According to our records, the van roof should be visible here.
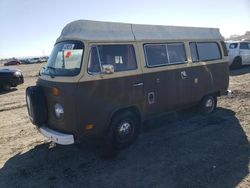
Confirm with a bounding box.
[57,20,223,42]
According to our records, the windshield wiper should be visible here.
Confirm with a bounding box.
[46,66,55,78]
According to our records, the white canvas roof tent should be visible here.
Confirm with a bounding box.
[57,20,223,42]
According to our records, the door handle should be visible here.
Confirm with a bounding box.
[133,82,144,87]
[181,71,188,79]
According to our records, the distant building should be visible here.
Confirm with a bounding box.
[228,31,250,40]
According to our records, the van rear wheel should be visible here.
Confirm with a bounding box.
[200,95,217,114]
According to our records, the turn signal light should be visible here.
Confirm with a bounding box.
[85,124,94,130]
[52,87,60,96]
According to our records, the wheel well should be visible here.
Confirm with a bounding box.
[230,56,242,69]
[108,106,141,129]
[233,56,242,62]
[201,92,218,102]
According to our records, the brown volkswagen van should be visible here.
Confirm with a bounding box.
[26,20,229,149]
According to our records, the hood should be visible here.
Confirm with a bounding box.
[0,67,20,73]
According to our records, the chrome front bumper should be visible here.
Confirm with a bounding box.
[39,126,74,145]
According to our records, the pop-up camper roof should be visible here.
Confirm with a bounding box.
[57,20,223,42]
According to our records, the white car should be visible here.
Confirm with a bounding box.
[28,58,42,64]
[227,41,250,69]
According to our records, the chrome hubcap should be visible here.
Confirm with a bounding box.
[118,122,131,136]
[205,98,214,108]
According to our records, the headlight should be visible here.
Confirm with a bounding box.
[14,71,22,77]
[54,103,64,119]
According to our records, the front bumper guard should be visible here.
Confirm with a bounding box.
[39,126,74,145]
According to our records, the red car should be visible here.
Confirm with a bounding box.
[4,60,21,66]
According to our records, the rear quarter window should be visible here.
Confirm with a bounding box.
[190,42,222,62]
[240,42,250,50]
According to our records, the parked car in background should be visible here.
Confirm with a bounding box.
[4,60,21,66]
[226,41,250,69]
[39,56,49,63]
[28,58,42,64]
[0,67,24,90]
[20,59,30,64]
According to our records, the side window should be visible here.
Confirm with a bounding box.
[240,42,250,50]
[144,43,186,67]
[190,42,221,62]
[167,43,187,64]
[144,45,168,66]
[197,42,221,61]
[88,44,137,74]
[229,43,238,49]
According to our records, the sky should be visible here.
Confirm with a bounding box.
[0,0,249,59]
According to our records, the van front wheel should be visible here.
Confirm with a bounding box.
[99,111,140,158]
[200,95,217,114]
[110,111,140,150]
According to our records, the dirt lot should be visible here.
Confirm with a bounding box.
[0,64,250,188]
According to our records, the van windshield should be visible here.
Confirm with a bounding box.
[41,41,84,77]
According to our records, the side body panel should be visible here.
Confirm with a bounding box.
[240,49,250,65]
[76,42,144,138]
[76,74,144,138]
[141,67,194,116]
[228,45,240,65]
[141,63,228,118]
[188,62,229,99]
[139,40,229,118]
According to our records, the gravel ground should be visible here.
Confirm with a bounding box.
[0,64,250,188]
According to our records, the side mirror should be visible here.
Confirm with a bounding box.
[38,67,45,76]
[101,64,114,74]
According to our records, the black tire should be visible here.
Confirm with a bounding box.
[99,111,140,158]
[26,86,48,126]
[200,95,217,114]
[112,111,140,149]
[230,57,242,69]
